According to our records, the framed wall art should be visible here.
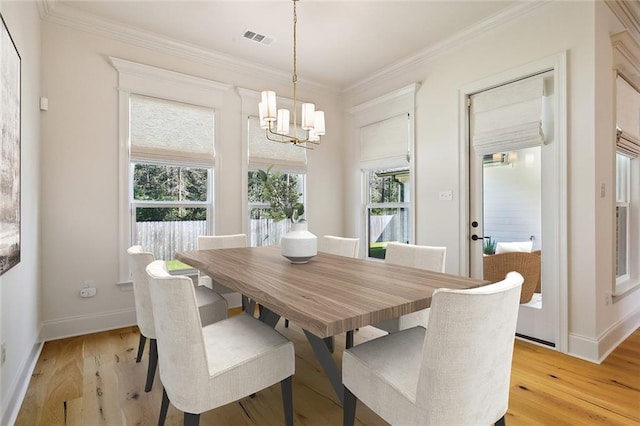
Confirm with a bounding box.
[0,13,21,276]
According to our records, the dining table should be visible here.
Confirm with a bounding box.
[176,245,487,403]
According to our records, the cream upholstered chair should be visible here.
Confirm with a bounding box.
[319,235,360,258]
[145,260,295,426]
[197,234,247,294]
[343,272,524,426]
[373,242,446,333]
[127,246,228,392]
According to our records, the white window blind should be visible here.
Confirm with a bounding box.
[616,75,640,158]
[130,94,215,166]
[360,113,409,169]
[248,116,307,173]
[471,75,546,155]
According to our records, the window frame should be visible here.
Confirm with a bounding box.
[111,57,230,283]
[247,169,306,247]
[363,167,411,258]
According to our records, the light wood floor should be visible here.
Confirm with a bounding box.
[16,315,640,425]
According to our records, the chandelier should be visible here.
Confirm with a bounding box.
[258,0,325,148]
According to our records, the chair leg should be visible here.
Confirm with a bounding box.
[184,413,200,426]
[158,387,169,426]
[285,319,289,328]
[495,415,506,426]
[136,334,146,363]
[343,386,357,426]
[281,376,294,426]
[145,338,158,392]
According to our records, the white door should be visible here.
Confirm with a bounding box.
[469,72,558,347]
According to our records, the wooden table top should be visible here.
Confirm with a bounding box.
[176,246,487,338]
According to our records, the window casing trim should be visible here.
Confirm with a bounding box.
[112,57,230,282]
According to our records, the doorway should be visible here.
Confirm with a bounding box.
[468,70,561,347]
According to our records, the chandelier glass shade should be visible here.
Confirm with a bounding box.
[258,0,325,148]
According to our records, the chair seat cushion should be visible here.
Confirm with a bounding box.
[343,327,425,424]
[190,313,295,410]
[194,286,228,326]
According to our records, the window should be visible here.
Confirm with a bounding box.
[246,115,306,247]
[111,57,230,282]
[614,74,640,294]
[616,154,630,279]
[358,110,413,259]
[132,163,212,269]
[129,94,214,271]
[248,169,305,247]
[365,168,410,258]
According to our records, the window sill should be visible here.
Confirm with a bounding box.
[613,279,640,302]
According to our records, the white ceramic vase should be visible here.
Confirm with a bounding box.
[280,222,317,264]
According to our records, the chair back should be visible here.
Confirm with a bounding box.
[416,271,523,425]
[146,260,209,401]
[320,235,360,258]
[483,251,540,303]
[126,245,156,338]
[197,234,248,290]
[197,234,248,250]
[385,242,446,273]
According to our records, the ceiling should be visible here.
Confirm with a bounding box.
[51,1,522,90]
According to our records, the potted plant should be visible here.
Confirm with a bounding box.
[483,237,497,255]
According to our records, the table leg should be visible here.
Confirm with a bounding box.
[303,329,344,404]
[258,306,281,328]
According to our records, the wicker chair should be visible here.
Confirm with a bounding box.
[483,252,540,303]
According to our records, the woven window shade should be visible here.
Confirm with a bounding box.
[616,76,640,158]
[248,116,307,173]
[471,76,545,155]
[130,94,214,167]
[360,114,409,169]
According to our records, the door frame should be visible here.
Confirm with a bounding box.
[457,52,568,353]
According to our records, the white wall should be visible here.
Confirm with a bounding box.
[38,20,343,339]
[0,1,41,423]
[342,1,640,361]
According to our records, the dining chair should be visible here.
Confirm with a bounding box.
[197,234,247,294]
[343,271,523,426]
[145,260,295,426]
[373,242,446,333]
[127,246,228,392]
[483,251,541,303]
[319,235,360,258]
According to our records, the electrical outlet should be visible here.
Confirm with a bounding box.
[604,292,612,306]
[1,342,6,366]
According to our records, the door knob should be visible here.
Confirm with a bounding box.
[471,235,489,241]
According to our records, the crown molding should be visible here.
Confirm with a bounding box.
[343,1,548,94]
[612,30,640,92]
[38,0,338,95]
[606,0,640,43]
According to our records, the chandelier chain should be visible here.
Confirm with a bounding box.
[292,0,298,132]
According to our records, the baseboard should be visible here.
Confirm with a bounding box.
[568,332,600,363]
[1,340,44,426]
[42,308,137,341]
[568,306,640,364]
[597,307,640,362]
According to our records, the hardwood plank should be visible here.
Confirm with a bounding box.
[16,323,639,425]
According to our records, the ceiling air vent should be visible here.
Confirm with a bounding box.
[243,30,274,46]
